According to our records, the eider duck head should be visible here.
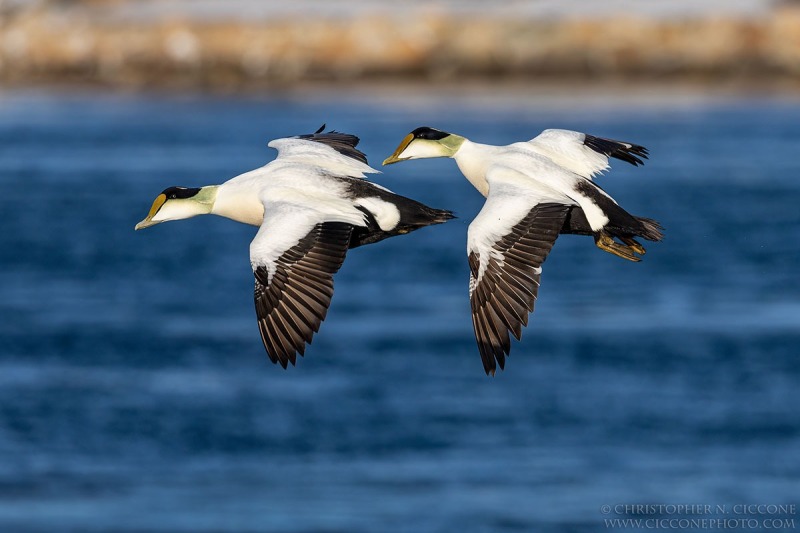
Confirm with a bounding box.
[135,186,217,230]
[382,127,465,165]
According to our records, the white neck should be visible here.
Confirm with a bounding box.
[452,139,493,197]
[210,182,265,226]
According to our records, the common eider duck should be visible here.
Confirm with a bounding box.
[136,126,454,368]
[384,127,662,375]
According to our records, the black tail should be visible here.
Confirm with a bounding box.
[571,181,663,241]
[562,207,663,242]
[350,192,454,249]
[629,216,664,242]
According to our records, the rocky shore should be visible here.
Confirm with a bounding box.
[2,1,800,90]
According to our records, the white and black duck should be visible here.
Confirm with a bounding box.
[384,126,663,375]
[136,126,453,368]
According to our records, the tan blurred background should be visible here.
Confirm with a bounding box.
[2,0,800,90]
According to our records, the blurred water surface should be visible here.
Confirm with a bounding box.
[0,87,798,532]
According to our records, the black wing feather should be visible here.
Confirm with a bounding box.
[295,126,368,164]
[469,203,570,375]
[583,134,649,167]
[253,222,353,368]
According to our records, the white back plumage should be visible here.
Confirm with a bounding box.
[523,129,610,179]
[268,138,378,178]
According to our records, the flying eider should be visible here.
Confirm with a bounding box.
[383,127,663,375]
[136,125,454,368]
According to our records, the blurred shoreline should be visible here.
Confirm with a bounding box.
[3,1,800,92]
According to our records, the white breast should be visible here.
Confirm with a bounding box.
[453,140,502,197]
[212,169,267,226]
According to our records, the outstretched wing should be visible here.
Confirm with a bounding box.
[468,169,570,375]
[294,124,369,164]
[250,207,354,367]
[525,129,648,179]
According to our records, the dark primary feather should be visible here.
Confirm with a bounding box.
[469,203,570,376]
[583,134,649,167]
[295,125,368,164]
[253,222,352,368]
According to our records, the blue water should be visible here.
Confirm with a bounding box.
[1,88,798,532]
